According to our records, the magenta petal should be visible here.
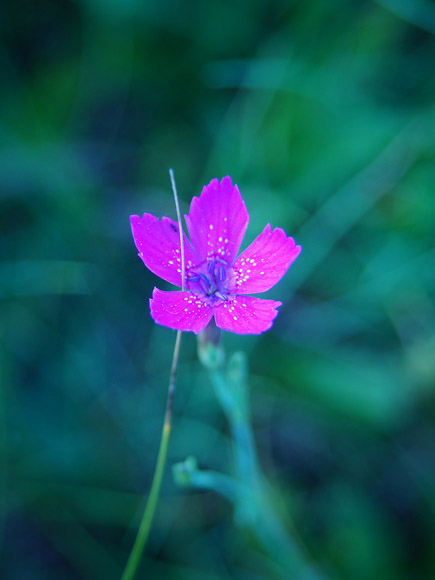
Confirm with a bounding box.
[214,296,282,335]
[185,176,249,264]
[230,224,301,294]
[150,288,213,333]
[131,213,197,287]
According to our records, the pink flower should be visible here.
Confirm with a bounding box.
[130,176,301,335]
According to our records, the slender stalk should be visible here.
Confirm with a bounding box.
[121,169,185,580]
[169,167,185,292]
[121,330,182,580]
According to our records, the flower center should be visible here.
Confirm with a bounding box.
[186,257,230,304]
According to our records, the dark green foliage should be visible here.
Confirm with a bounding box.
[1,0,434,578]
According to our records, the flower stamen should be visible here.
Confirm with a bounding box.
[186,256,231,305]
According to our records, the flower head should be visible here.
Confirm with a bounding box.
[130,177,301,335]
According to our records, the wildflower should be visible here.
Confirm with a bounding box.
[130,177,301,334]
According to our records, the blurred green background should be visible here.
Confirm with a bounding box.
[1,0,435,578]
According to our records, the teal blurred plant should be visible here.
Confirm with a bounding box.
[173,328,322,580]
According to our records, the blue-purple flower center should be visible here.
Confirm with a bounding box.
[186,257,230,304]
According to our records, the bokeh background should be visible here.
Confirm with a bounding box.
[1,1,435,578]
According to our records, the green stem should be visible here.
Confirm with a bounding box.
[210,367,260,490]
[231,415,261,490]
[121,330,182,580]
[207,356,321,579]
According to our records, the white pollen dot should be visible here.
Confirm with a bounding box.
[234,316,237,320]
[210,224,213,230]
[225,238,228,243]
[260,272,264,275]
[219,236,223,242]
[184,308,188,312]
[169,260,174,264]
